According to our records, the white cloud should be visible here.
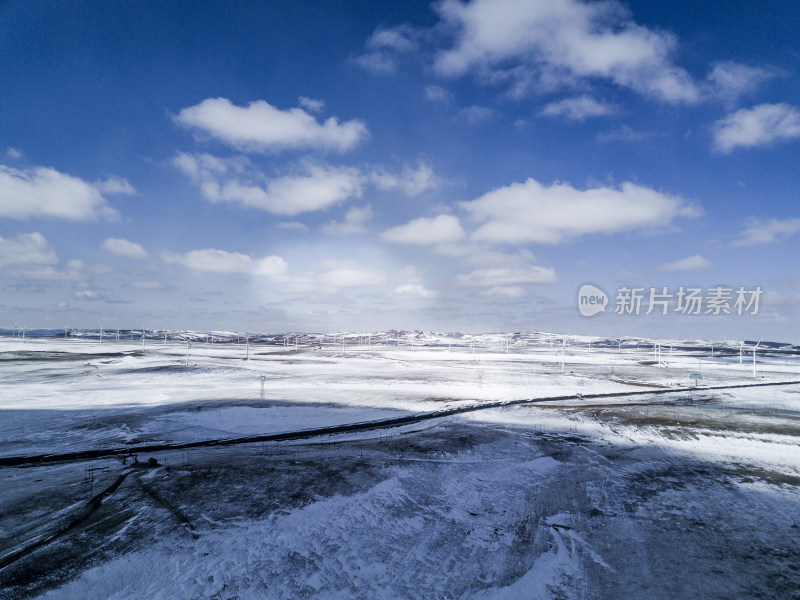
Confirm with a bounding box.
[456,264,558,286]
[100,237,148,259]
[394,284,439,299]
[73,290,100,300]
[173,153,364,216]
[0,232,85,281]
[398,265,424,282]
[712,103,800,153]
[596,125,653,143]
[172,151,240,180]
[381,214,466,245]
[162,248,287,277]
[433,244,538,270]
[174,97,369,153]
[367,25,418,53]
[176,154,443,215]
[369,168,398,191]
[256,164,363,215]
[354,52,397,75]
[462,177,700,244]
[318,260,387,288]
[275,221,310,232]
[322,204,373,235]
[25,264,85,282]
[0,232,58,269]
[731,217,800,246]
[6,147,23,159]
[432,0,699,103]
[88,264,113,275]
[540,95,615,121]
[480,286,527,298]
[72,290,130,304]
[0,164,118,221]
[459,105,495,124]
[355,24,419,75]
[369,159,444,196]
[423,85,454,105]
[399,161,444,196]
[94,176,136,195]
[656,254,712,271]
[269,272,316,294]
[706,61,776,105]
[298,96,325,113]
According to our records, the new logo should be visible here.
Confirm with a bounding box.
[577,284,608,317]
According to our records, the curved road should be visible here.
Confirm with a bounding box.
[2,379,798,468]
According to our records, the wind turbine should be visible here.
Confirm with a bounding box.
[753,340,762,378]
[653,344,662,367]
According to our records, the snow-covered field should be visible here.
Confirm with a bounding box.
[1,332,799,599]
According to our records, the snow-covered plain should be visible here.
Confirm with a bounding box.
[1,331,799,599]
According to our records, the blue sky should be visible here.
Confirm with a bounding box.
[1,0,799,340]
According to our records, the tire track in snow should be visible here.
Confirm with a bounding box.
[136,474,199,540]
[0,469,133,571]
